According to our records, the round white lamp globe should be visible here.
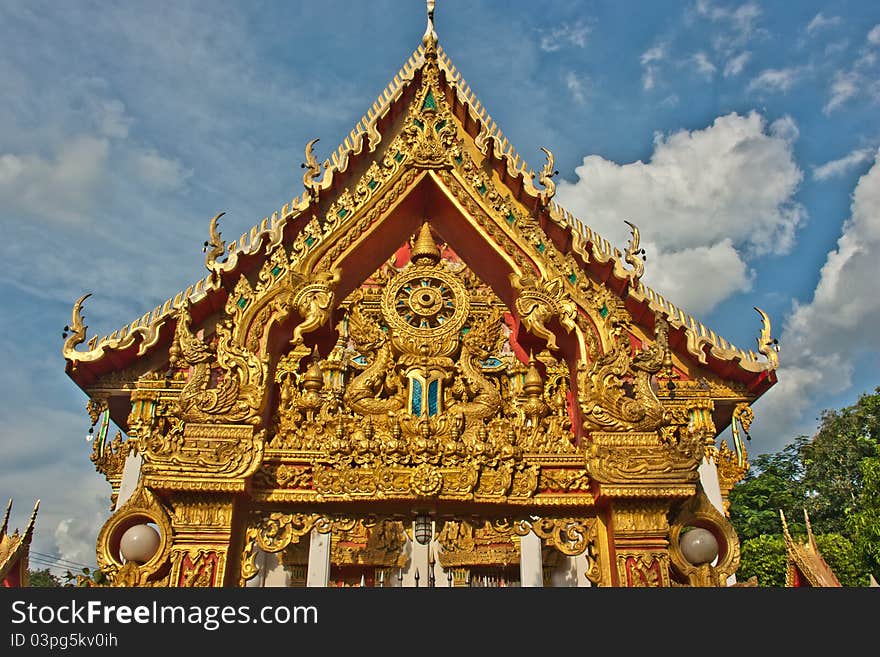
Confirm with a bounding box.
[119,524,161,564]
[679,527,719,565]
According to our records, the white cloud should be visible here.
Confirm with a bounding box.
[806,13,842,35]
[564,71,588,105]
[723,51,750,77]
[132,149,193,192]
[747,67,803,93]
[556,111,804,314]
[0,136,109,224]
[749,150,880,450]
[537,21,592,52]
[640,44,666,91]
[868,24,880,46]
[824,70,860,113]
[813,148,874,180]
[692,52,717,79]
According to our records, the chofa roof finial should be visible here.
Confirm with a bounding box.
[423,0,438,51]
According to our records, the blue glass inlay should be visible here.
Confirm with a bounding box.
[428,379,439,417]
[411,379,423,415]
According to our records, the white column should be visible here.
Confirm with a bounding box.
[401,525,430,587]
[698,455,725,515]
[306,528,331,587]
[519,529,544,587]
[114,452,143,511]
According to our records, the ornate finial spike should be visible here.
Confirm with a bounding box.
[411,222,441,264]
[754,306,779,369]
[301,138,322,196]
[423,0,438,52]
[1,498,11,536]
[623,220,646,284]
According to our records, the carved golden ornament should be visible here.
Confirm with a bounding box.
[266,231,578,505]
[509,272,577,351]
[175,549,222,587]
[203,211,227,287]
[170,300,266,425]
[588,432,701,486]
[730,402,753,468]
[623,220,646,284]
[617,552,670,587]
[301,137,322,202]
[536,146,558,204]
[611,500,672,534]
[91,430,135,509]
[715,441,749,516]
[241,512,361,582]
[754,306,779,370]
[578,312,669,433]
[411,463,444,496]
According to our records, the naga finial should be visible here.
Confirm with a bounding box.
[301,138,322,201]
[423,0,438,52]
[203,211,226,285]
[623,220,646,284]
[754,306,779,369]
[62,292,92,359]
[538,146,558,203]
[731,402,754,468]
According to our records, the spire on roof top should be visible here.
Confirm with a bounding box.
[423,0,438,52]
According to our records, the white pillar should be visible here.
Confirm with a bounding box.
[244,549,290,588]
[306,528,331,587]
[519,529,544,587]
[114,452,143,511]
[698,455,725,515]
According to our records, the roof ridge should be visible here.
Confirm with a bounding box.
[70,37,776,374]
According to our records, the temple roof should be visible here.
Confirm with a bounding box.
[63,14,778,404]
[781,509,841,587]
[0,499,39,585]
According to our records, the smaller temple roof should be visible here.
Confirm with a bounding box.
[780,509,841,587]
[0,499,39,587]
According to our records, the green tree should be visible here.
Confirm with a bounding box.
[729,387,880,585]
[27,568,61,587]
[738,535,786,587]
[800,389,880,535]
[728,438,807,540]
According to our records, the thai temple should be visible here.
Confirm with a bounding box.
[61,2,784,587]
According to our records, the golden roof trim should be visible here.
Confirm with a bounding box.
[64,34,777,376]
[780,509,841,587]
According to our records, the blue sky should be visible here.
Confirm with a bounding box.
[2,0,879,575]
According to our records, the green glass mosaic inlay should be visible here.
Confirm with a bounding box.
[423,91,436,110]
[455,154,463,164]
[394,152,404,162]
[478,183,487,195]
[568,273,577,283]
[271,265,282,277]
[368,178,377,189]
[434,119,447,131]
[506,213,516,225]
[337,208,348,219]
[599,304,609,318]
[413,118,424,129]
[305,236,315,247]
[537,242,545,253]
[237,296,248,309]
